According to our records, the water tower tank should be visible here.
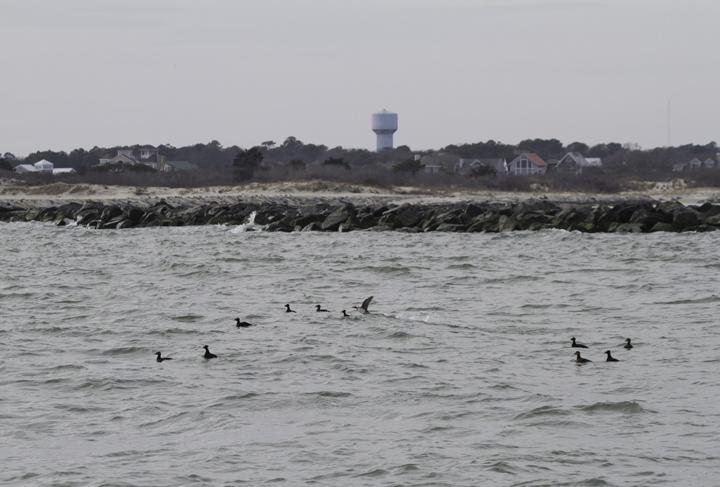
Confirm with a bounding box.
[371,110,398,152]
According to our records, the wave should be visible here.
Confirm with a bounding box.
[577,401,651,414]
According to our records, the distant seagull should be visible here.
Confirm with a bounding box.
[203,345,217,359]
[352,296,373,315]
[235,318,253,328]
[570,337,588,348]
[604,350,619,362]
[574,351,592,363]
[285,304,296,313]
[316,305,329,312]
[341,310,349,317]
[155,351,173,362]
[624,338,633,349]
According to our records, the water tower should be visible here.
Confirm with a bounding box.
[371,110,398,151]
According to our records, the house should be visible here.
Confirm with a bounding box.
[34,159,54,173]
[507,153,547,176]
[704,158,715,169]
[53,168,77,175]
[97,146,162,169]
[689,158,702,169]
[456,158,507,175]
[14,164,37,174]
[161,160,198,172]
[554,152,602,175]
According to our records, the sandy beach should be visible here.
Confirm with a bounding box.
[1,178,719,206]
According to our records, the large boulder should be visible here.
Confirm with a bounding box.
[396,207,421,228]
[321,209,350,231]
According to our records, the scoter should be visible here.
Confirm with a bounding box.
[203,345,217,359]
[155,351,173,362]
[341,310,349,317]
[352,296,373,315]
[574,351,592,363]
[285,304,296,313]
[316,305,329,312]
[604,350,619,362]
[570,337,588,349]
[235,318,253,328]
[624,338,633,349]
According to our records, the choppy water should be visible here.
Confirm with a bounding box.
[1,222,719,486]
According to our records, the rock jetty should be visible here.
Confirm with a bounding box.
[1,196,719,233]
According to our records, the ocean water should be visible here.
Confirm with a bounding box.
[1,221,719,486]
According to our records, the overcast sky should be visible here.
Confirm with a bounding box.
[1,0,718,157]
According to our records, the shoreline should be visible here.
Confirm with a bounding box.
[1,180,720,207]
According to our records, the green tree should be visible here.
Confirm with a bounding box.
[566,142,589,154]
[392,158,425,174]
[233,147,264,181]
[0,157,13,171]
[469,164,497,178]
[287,158,306,170]
[322,156,350,169]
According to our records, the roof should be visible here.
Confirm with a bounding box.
[515,153,547,166]
[164,160,198,170]
[15,164,37,172]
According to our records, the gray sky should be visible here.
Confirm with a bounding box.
[1,0,718,157]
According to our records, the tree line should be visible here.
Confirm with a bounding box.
[1,138,718,181]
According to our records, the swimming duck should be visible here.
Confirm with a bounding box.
[155,351,173,362]
[624,338,633,349]
[285,304,296,313]
[574,351,592,363]
[604,350,619,362]
[570,337,588,348]
[203,345,217,359]
[352,296,373,315]
[316,305,329,312]
[235,318,253,328]
[341,310,349,317]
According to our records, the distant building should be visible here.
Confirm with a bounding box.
[161,160,198,172]
[14,164,37,174]
[423,165,442,174]
[704,158,715,169]
[14,159,76,175]
[98,146,162,169]
[34,159,54,173]
[689,157,702,169]
[456,158,507,175]
[554,152,602,175]
[507,153,547,176]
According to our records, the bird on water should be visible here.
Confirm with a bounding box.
[203,345,217,359]
[624,338,633,349]
[352,296,373,315]
[604,350,619,362]
[235,318,253,328]
[574,351,592,363]
[285,304,296,313]
[155,352,173,362]
[570,337,588,348]
[316,305,329,312]
[341,310,349,317]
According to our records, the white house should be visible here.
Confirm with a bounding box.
[507,153,547,176]
[34,159,54,173]
[52,168,77,175]
[689,157,702,169]
[704,158,715,169]
[14,164,37,174]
